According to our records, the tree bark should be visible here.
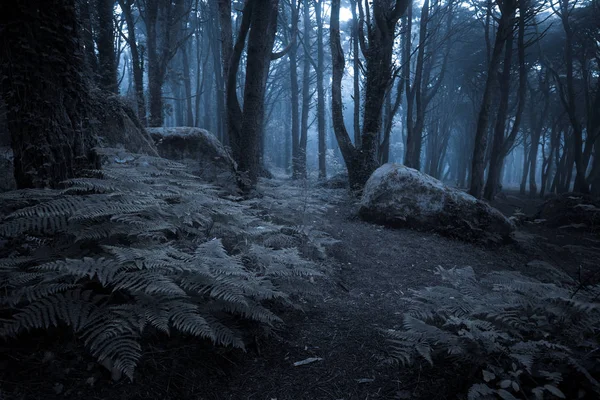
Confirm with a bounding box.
[119,0,146,125]
[224,0,280,185]
[314,0,327,179]
[96,0,118,93]
[330,0,409,189]
[288,0,301,178]
[469,2,515,198]
[350,0,361,146]
[556,0,589,193]
[0,0,100,188]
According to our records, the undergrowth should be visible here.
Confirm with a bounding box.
[0,149,321,380]
[385,266,600,399]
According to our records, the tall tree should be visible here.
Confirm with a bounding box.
[469,0,517,198]
[96,0,119,93]
[330,0,409,189]
[314,0,327,179]
[140,0,186,127]
[221,0,281,185]
[288,0,302,178]
[0,0,100,188]
[483,0,527,200]
[119,0,147,125]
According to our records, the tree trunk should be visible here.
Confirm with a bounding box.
[558,0,588,193]
[314,0,327,179]
[79,0,98,77]
[96,0,118,93]
[469,3,515,198]
[329,0,408,189]
[0,0,100,188]
[519,141,530,195]
[288,0,301,179]
[181,41,194,126]
[119,0,146,125]
[404,0,429,170]
[350,0,361,146]
[298,0,310,179]
[145,0,163,127]
[225,0,280,185]
[484,25,514,200]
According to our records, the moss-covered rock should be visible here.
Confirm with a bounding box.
[359,163,514,241]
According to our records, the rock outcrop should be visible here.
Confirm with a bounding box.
[147,127,236,182]
[90,92,157,155]
[359,163,514,241]
[537,193,600,232]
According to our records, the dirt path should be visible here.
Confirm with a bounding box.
[191,181,537,400]
[2,179,593,400]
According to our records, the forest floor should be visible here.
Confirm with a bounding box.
[1,178,598,400]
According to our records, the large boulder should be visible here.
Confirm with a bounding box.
[359,164,514,241]
[90,91,157,155]
[147,127,236,182]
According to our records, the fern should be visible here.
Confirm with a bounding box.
[0,149,320,381]
[385,266,600,399]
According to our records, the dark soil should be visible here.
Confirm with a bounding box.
[1,181,598,400]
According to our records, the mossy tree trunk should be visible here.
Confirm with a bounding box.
[330,0,409,189]
[0,0,99,189]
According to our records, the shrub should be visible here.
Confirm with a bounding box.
[384,266,600,399]
[0,149,320,380]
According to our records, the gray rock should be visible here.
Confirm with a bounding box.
[359,163,514,241]
[91,92,157,156]
[147,127,236,182]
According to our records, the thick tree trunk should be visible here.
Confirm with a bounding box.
[558,0,589,193]
[229,0,279,184]
[330,0,408,189]
[484,27,514,200]
[0,0,100,188]
[469,5,514,198]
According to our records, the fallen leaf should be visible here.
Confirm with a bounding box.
[293,357,322,366]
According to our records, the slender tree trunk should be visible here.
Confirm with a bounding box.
[350,0,361,146]
[119,0,146,125]
[182,42,194,126]
[80,0,98,77]
[288,0,301,178]
[404,0,429,170]
[520,141,530,195]
[314,0,327,179]
[298,0,310,179]
[0,0,100,188]
[96,0,118,93]
[145,0,163,127]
